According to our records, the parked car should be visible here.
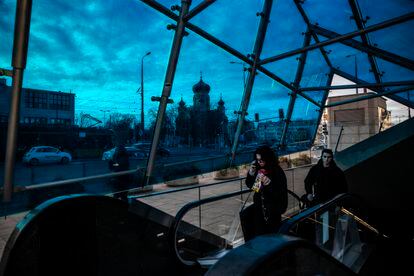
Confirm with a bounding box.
[102,146,145,161]
[23,146,72,165]
[131,143,171,157]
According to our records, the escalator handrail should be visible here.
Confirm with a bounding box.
[205,234,357,275]
[169,188,304,266]
[277,192,363,234]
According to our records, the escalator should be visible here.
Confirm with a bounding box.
[0,194,206,276]
[206,193,412,275]
[2,190,408,275]
[276,193,413,275]
[0,188,303,276]
[169,189,303,271]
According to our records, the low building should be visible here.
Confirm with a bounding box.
[0,78,75,126]
[326,91,391,151]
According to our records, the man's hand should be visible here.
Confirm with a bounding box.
[306,194,314,201]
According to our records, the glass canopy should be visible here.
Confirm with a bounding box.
[0,0,413,212]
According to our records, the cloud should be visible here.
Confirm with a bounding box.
[1,0,412,124]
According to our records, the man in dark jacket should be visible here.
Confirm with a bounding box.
[304,148,347,206]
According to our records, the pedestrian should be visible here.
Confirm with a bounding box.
[304,148,347,206]
[242,145,288,241]
[109,144,130,201]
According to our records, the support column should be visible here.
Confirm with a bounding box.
[309,71,334,146]
[230,0,273,165]
[279,30,312,148]
[3,0,32,203]
[144,0,191,186]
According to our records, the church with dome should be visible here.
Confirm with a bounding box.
[175,74,229,147]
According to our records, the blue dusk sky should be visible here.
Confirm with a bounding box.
[0,0,413,125]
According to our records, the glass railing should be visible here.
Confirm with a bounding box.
[170,188,303,266]
[278,193,381,273]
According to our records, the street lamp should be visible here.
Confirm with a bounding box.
[345,53,359,94]
[229,61,247,89]
[140,51,151,135]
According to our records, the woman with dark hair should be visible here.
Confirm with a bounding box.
[243,145,288,241]
[304,148,347,206]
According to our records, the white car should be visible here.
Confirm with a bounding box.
[23,146,72,165]
[102,147,145,161]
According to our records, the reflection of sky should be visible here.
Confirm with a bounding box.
[0,0,413,124]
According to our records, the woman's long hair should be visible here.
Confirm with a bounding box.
[254,145,279,171]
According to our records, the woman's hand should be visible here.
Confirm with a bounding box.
[248,160,257,176]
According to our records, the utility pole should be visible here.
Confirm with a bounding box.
[100,109,110,126]
[140,51,151,136]
[346,53,359,94]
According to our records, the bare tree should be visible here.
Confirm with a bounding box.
[105,113,137,145]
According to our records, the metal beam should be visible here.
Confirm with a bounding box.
[141,0,180,20]
[299,80,414,92]
[332,68,414,108]
[141,0,297,93]
[293,0,332,68]
[3,0,32,203]
[260,12,414,65]
[348,0,382,83]
[311,24,414,72]
[143,0,191,187]
[324,85,414,108]
[230,0,273,164]
[347,0,382,80]
[184,0,216,22]
[279,30,312,147]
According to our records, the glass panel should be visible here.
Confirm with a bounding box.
[284,196,380,273]
[262,0,307,57]
[0,168,145,216]
[300,0,357,34]
[2,0,174,214]
[285,95,321,153]
[300,41,331,89]
[367,22,414,61]
[262,55,301,84]
[384,90,414,124]
[248,72,291,147]
[190,0,261,55]
[358,0,414,26]
[376,58,414,82]
[323,43,377,83]
[0,0,15,69]
[358,0,414,61]
[148,28,244,185]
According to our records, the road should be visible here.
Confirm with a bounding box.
[0,147,229,187]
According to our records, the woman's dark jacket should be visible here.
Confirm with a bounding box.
[245,166,288,221]
[304,160,347,203]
